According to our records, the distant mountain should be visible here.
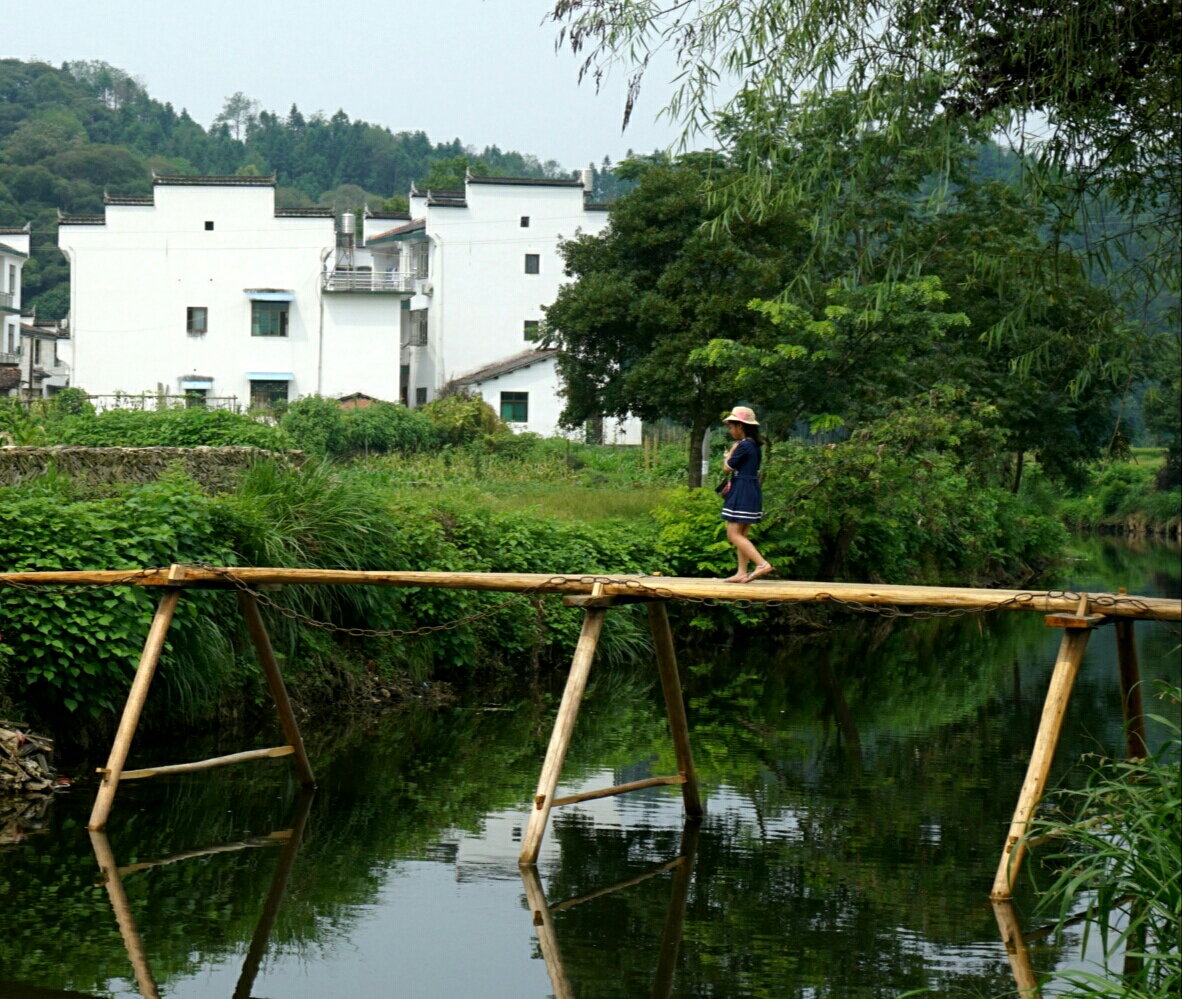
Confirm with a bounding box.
[0,58,633,320]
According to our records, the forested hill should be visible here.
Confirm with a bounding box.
[0,58,632,320]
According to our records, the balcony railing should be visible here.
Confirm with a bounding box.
[0,351,19,365]
[0,291,14,310]
[322,270,415,293]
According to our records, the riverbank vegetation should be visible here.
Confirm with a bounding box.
[1025,684,1181,999]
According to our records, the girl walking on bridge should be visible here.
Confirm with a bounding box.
[720,407,773,583]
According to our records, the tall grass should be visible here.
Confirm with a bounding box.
[1027,683,1181,998]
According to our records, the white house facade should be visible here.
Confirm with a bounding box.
[1,226,29,365]
[57,172,638,440]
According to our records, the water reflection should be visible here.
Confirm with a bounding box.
[86,791,313,999]
[0,536,1176,997]
[524,820,700,999]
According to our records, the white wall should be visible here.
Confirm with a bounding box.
[468,355,567,437]
[321,293,402,399]
[58,184,335,404]
[406,181,608,407]
[0,231,29,359]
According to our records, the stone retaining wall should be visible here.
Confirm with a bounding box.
[0,446,300,493]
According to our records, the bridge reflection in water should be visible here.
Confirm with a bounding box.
[85,790,314,999]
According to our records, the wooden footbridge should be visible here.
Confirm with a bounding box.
[2,564,1178,903]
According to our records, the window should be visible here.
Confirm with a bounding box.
[5,324,13,354]
[33,339,42,365]
[520,216,530,228]
[400,364,410,406]
[186,306,208,335]
[405,309,428,347]
[184,389,208,408]
[251,300,289,337]
[523,320,539,341]
[524,254,540,275]
[500,391,528,423]
[415,387,428,407]
[408,241,429,278]
[204,221,214,231]
[250,379,289,409]
[7,264,14,293]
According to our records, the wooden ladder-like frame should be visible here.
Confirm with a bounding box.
[88,564,315,831]
[519,586,703,865]
[990,592,1148,900]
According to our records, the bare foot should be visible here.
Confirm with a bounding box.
[723,573,747,583]
[743,563,774,582]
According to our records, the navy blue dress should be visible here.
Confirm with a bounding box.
[721,438,763,523]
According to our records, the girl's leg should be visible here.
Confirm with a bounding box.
[724,521,749,581]
[735,524,773,581]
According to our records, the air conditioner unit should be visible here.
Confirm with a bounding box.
[420,282,434,296]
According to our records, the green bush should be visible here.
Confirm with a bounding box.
[48,406,286,448]
[0,474,241,716]
[279,396,437,457]
[419,393,507,446]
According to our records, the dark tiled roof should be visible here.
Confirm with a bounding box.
[274,207,336,218]
[454,348,558,386]
[105,193,153,206]
[57,211,105,225]
[0,366,19,390]
[0,225,31,235]
[467,176,585,188]
[426,189,466,208]
[367,218,426,244]
[20,322,65,340]
[152,174,276,187]
[0,242,28,258]
[583,202,610,211]
[367,210,411,220]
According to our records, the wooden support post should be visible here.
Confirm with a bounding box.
[521,865,576,999]
[237,591,316,788]
[648,601,703,817]
[1114,619,1148,760]
[91,829,162,999]
[88,579,183,831]
[992,899,1041,998]
[519,607,606,865]
[991,593,1093,899]
[651,820,701,999]
[233,790,315,999]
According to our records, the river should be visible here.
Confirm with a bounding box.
[1,536,1178,998]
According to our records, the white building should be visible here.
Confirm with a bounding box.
[0,225,67,399]
[1,225,29,363]
[58,172,638,440]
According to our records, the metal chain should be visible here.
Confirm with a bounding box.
[1,565,1172,632]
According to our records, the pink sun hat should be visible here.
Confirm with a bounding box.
[722,406,759,426]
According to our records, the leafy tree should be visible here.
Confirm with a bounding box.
[549,0,1180,330]
[419,153,490,190]
[543,153,805,486]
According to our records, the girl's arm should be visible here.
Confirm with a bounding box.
[722,441,740,473]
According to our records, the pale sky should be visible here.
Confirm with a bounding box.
[6,0,684,170]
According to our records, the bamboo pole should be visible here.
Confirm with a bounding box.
[233,789,315,999]
[551,774,686,807]
[652,820,701,999]
[519,608,606,865]
[1,567,1176,620]
[521,865,576,999]
[88,583,182,830]
[117,745,294,780]
[649,601,703,816]
[91,830,162,999]
[992,899,1042,998]
[118,830,291,875]
[1114,619,1148,759]
[237,592,316,788]
[548,857,685,913]
[991,602,1093,899]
